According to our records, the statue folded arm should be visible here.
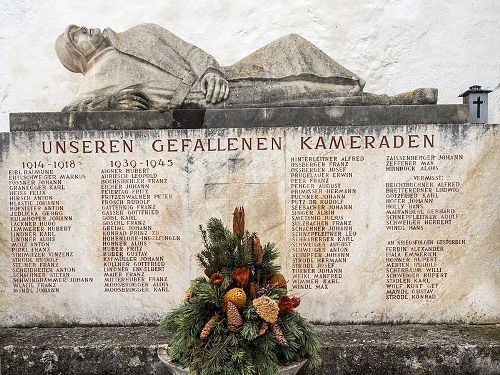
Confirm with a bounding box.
[128,23,229,103]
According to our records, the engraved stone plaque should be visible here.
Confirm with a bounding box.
[0,124,498,326]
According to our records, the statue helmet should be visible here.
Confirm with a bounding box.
[54,25,86,74]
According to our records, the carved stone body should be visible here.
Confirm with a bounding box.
[55,23,437,111]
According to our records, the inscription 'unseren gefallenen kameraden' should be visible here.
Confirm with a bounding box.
[40,133,435,154]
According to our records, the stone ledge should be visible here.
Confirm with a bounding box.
[9,104,469,131]
[1,325,498,375]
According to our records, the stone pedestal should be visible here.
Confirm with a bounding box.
[1,105,498,327]
[1,325,498,375]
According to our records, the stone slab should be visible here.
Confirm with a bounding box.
[1,325,499,375]
[9,105,469,131]
[0,122,498,326]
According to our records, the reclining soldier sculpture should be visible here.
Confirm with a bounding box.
[55,23,437,111]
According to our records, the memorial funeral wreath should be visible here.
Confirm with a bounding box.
[160,207,321,375]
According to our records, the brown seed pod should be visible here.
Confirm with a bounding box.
[253,236,264,267]
[232,207,245,239]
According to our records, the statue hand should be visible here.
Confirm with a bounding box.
[110,89,150,110]
[201,72,229,104]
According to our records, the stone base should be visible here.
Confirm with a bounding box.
[9,104,469,131]
[1,325,498,375]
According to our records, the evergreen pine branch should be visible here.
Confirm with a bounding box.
[262,286,287,300]
[220,268,233,290]
[190,278,221,307]
[223,242,238,270]
[278,311,322,369]
[207,217,227,242]
[196,251,211,271]
[253,333,279,375]
[259,243,281,278]
[240,318,258,341]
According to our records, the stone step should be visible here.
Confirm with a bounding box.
[1,325,499,375]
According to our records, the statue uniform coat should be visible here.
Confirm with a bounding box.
[61,23,435,110]
[70,23,222,110]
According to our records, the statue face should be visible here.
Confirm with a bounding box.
[69,26,104,56]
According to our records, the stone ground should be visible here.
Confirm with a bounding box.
[1,324,499,374]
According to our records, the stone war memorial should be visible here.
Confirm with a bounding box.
[0,18,499,375]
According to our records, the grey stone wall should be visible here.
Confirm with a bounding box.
[1,325,499,375]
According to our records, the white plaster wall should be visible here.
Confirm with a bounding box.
[1,0,499,132]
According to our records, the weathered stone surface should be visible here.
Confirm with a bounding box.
[53,23,436,112]
[0,121,498,326]
[0,326,169,375]
[9,104,468,131]
[1,325,499,375]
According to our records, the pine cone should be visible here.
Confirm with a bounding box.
[233,207,245,239]
[252,296,279,323]
[257,320,268,336]
[200,314,218,339]
[227,301,243,332]
[253,236,264,267]
[271,323,288,347]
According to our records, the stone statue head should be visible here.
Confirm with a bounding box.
[55,25,106,74]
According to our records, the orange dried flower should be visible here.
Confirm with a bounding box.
[233,207,245,238]
[231,266,250,288]
[210,273,224,285]
[269,273,287,290]
[253,236,264,267]
[278,296,294,313]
